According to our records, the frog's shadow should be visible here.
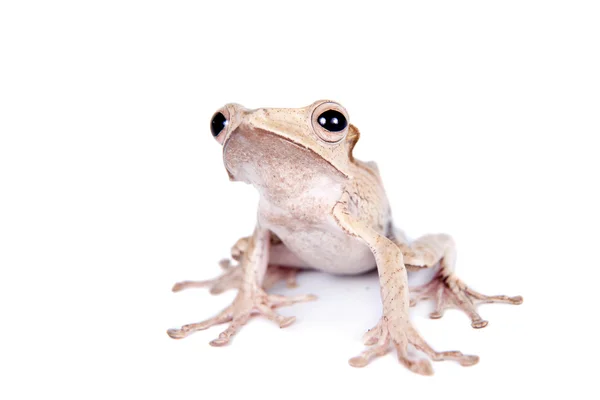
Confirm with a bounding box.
[268,268,439,333]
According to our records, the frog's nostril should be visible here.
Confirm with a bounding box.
[211,112,228,137]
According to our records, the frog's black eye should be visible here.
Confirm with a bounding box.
[317,110,347,132]
[311,101,349,143]
[211,112,228,137]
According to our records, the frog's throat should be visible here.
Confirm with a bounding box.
[222,127,350,182]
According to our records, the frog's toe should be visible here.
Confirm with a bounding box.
[348,342,391,368]
[404,358,433,376]
[348,356,369,368]
[167,309,233,340]
[171,262,242,295]
[348,344,389,368]
[362,322,383,345]
[267,293,317,307]
[208,314,251,346]
[262,265,302,291]
[172,280,211,292]
[166,328,186,339]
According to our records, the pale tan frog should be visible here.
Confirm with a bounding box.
[167,100,522,375]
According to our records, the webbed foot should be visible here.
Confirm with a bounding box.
[410,271,523,328]
[349,317,478,374]
[167,288,316,344]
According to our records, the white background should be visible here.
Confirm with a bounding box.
[1,1,599,399]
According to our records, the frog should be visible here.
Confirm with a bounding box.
[167,100,523,375]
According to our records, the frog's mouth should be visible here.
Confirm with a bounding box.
[222,126,347,188]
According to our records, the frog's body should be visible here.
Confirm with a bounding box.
[223,105,389,274]
[257,153,386,275]
[168,101,522,375]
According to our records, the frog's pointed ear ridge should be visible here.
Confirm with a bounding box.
[347,124,360,162]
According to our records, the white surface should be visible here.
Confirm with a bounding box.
[1,1,598,399]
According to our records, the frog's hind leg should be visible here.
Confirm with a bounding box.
[390,229,523,328]
[172,235,301,294]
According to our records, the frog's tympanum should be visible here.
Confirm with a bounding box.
[168,100,522,375]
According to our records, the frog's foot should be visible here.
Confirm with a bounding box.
[172,260,300,294]
[409,270,523,328]
[166,289,316,345]
[263,265,299,290]
[349,317,479,374]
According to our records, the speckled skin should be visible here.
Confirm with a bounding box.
[168,100,522,375]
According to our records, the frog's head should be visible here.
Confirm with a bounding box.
[209,100,360,188]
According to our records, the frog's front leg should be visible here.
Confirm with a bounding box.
[390,231,523,328]
[171,236,300,294]
[167,227,315,345]
[332,193,478,375]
